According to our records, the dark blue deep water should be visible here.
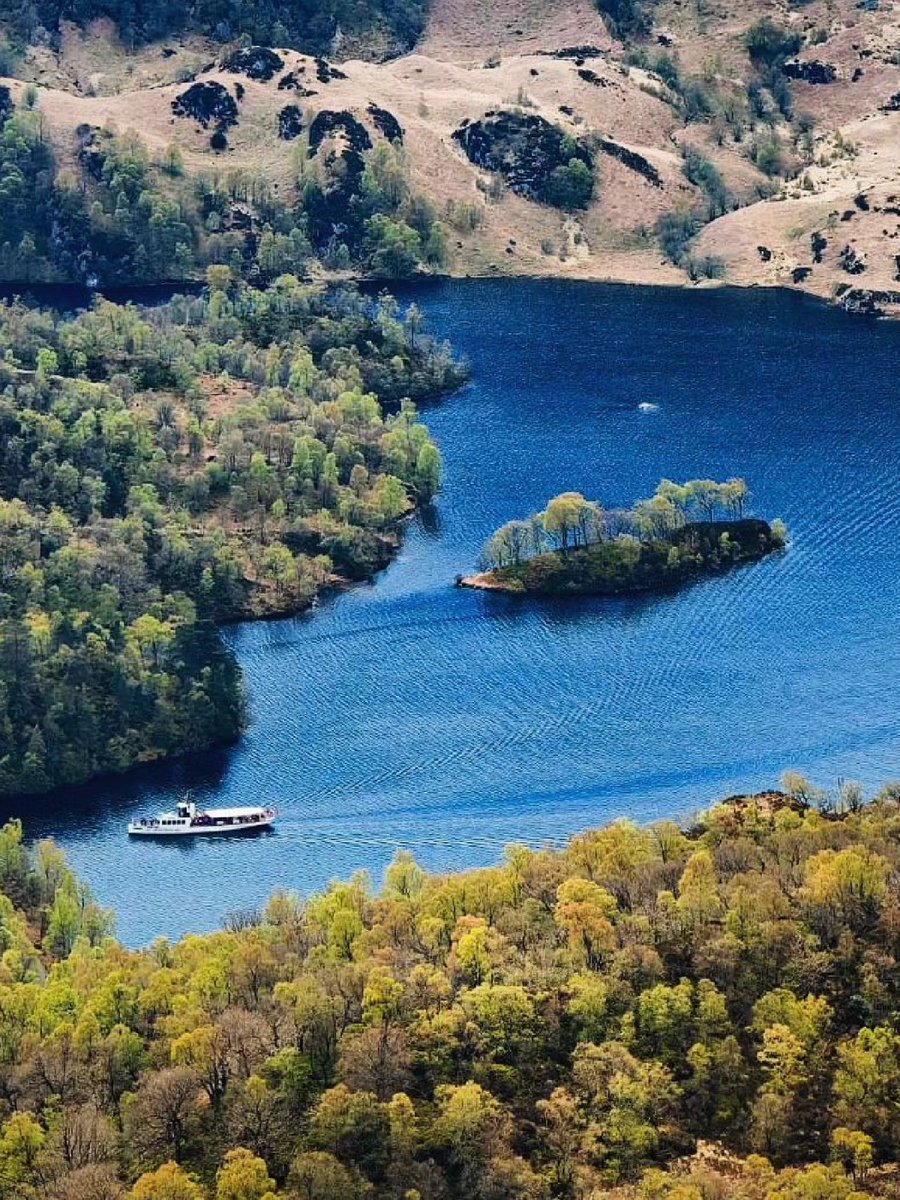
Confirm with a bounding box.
[11,280,900,945]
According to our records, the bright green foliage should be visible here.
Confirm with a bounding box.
[130,1161,206,1199]
[0,96,446,287]
[0,793,897,1194]
[0,280,461,794]
[478,478,783,594]
[216,1148,277,1200]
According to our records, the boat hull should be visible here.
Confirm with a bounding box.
[128,814,275,836]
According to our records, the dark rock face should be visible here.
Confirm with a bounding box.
[315,59,348,83]
[782,59,837,84]
[841,288,900,315]
[76,125,106,180]
[839,245,866,274]
[278,70,317,97]
[540,45,605,59]
[596,137,662,187]
[301,112,380,254]
[278,105,304,140]
[222,47,284,81]
[308,110,372,156]
[172,81,239,130]
[367,103,404,143]
[577,68,611,87]
[452,111,595,209]
[811,231,827,263]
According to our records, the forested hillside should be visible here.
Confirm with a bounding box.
[0,276,460,794]
[0,85,449,286]
[1,0,897,309]
[0,0,430,58]
[0,786,898,1198]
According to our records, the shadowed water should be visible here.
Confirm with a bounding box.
[9,279,900,945]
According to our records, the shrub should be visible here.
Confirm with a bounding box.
[596,0,652,39]
[753,138,784,177]
[682,146,730,215]
[743,19,802,66]
[657,208,699,263]
[543,158,595,210]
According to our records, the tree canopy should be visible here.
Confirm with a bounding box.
[0,783,896,1197]
[0,276,461,794]
[475,479,783,595]
[0,95,448,288]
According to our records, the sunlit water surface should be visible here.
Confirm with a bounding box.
[9,280,900,945]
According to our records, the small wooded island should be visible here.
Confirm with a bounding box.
[461,479,786,595]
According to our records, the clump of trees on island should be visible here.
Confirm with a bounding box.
[0,780,894,1198]
[475,479,786,594]
[0,274,464,795]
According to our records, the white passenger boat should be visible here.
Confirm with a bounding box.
[128,799,277,836]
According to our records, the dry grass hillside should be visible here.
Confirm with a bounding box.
[2,0,899,312]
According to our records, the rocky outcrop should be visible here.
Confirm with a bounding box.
[222,47,284,81]
[782,60,837,84]
[278,105,304,140]
[840,288,900,315]
[453,111,595,208]
[308,110,372,156]
[367,103,404,143]
[172,81,239,130]
[595,137,662,187]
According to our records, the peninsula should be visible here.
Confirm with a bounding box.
[462,478,786,595]
[0,276,465,797]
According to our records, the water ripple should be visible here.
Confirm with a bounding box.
[13,280,900,946]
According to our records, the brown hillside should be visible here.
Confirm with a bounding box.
[2,0,899,313]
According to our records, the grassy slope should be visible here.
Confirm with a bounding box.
[1,0,899,310]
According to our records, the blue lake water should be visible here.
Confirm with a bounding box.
[10,279,900,945]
